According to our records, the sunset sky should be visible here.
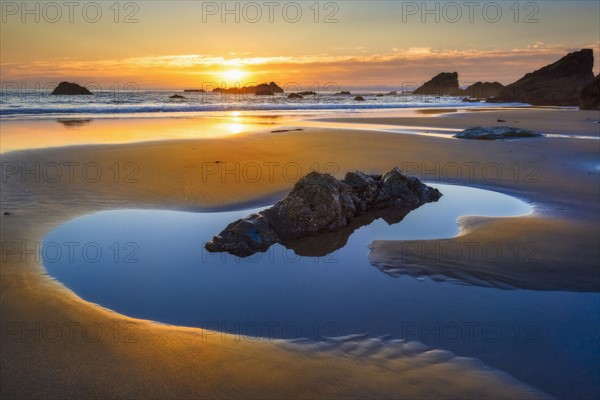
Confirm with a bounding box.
[1,1,599,90]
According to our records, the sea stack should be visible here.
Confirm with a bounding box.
[490,49,595,106]
[461,82,504,99]
[212,82,283,95]
[255,82,284,95]
[51,82,92,95]
[413,72,460,96]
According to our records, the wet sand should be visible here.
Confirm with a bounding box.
[2,107,598,398]
[316,108,599,290]
[315,107,600,136]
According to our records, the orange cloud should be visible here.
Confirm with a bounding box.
[2,42,598,89]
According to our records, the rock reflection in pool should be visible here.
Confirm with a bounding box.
[267,205,420,257]
[42,184,599,399]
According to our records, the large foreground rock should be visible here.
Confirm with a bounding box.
[579,74,600,110]
[413,72,460,96]
[489,49,595,106]
[454,126,544,140]
[51,81,92,95]
[205,168,442,257]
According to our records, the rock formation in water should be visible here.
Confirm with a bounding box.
[354,96,365,101]
[413,72,460,96]
[489,49,595,106]
[205,168,442,257]
[183,89,206,93]
[213,82,284,96]
[51,82,92,95]
[255,82,284,95]
[288,93,304,99]
[461,82,504,99]
[579,74,600,110]
[454,126,544,140]
[169,94,186,99]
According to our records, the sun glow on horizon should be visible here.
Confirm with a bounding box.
[221,69,247,84]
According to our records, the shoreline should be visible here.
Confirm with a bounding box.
[310,107,600,136]
[3,107,598,154]
[1,107,598,398]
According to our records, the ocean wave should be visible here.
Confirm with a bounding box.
[0,90,530,119]
[0,102,529,119]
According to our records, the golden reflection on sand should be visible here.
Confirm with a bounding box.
[0,115,276,152]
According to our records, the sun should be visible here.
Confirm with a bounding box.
[221,69,246,83]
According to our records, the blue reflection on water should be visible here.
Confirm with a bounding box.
[42,184,598,399]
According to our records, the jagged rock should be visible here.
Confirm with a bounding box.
[454,126,544,140]
[288,93,304,99]
[265,173,357,239]
[205,168,442,257]
[413,72,460,96]
[461,82,504,99]
[489,49,595,106]
[169,94,186,99]
[204,213,278,256]
[343,171,380,211]
[183,89,206,93]
[336,91,352,95]
[51,82,92,95]
[375,169,440,206]
[255,82,284,95]
[354,96,365,101]
[579,74,600,110]
[298,91,317,95]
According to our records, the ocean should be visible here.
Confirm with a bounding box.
[0,89,526,120]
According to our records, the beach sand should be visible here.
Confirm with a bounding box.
[1,107,598,398]
[315,107,600,136]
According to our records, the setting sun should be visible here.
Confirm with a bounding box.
[221,69,247,83]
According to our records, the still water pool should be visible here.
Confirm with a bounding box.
[43,184,599,399]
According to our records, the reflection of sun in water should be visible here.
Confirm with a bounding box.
[230,111,241,123]
[227,123,243,134]
[222,69,246,83]
[226,111,243,133]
